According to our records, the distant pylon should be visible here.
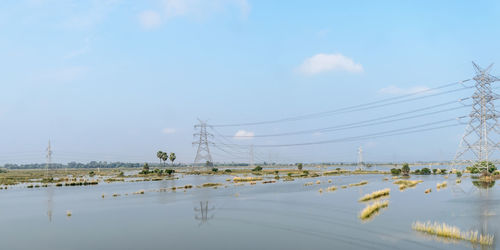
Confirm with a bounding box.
[46,140,52,176]
[358,146,363,167]
[193,119,213,165]
[249,144,254,168]
[454,62,500,170]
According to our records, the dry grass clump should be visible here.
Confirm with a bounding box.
[66,210,72,217]
[394,180,423,190]
[437,181,447,189]
[304,182,313,186]
[412,221,494,245]
[250,181,257,185]
[326,185,337,192]
[383,177,389,181]
[392,176,399,180]
[316,180,321,184]
[341,185,347,189]
[202,183,223,187]
[112,193,120,197]
[456,179,461,184]
[328,179,332,183]
[233,177,262,182]
[349,181,368,187]
[359,200,389,220]
[425,188,432,194]
[359,188,390,202]
[319,188,323,193]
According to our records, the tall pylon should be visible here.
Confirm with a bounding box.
[357,146,363,167]
[193,119,213,165]
[454,62,500,169]
[46,140,52,176]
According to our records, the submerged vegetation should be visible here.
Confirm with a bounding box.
[393,180,422,190]
[412,221,494,246]
[359,188,390,202]
[436,181,447,189]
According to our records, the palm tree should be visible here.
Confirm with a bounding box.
[169,153,176,166]
[156,151,163,167]
[161,152,168,168]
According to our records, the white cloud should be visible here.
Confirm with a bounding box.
[378,85,432,95]
[233,130,254,140]
[161,128,176,134]
[138,10,162,29]
[298,53,363,75]
[137,0,250,28]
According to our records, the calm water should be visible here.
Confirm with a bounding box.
[0,174,498,250]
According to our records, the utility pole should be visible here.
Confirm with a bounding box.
[193,119,214,166]
[455,62,500,170]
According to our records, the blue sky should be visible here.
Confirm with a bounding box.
[1,0,500,164]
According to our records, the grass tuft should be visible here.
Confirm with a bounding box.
[349,181,368,187]
[412,221,494,245]
[359,188,390,202]
[437,181,447,189]
[359,200,389,220]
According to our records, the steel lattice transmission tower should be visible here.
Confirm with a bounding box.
[454,62,500,168]
[46,140,53,176]
[193,119,214,164]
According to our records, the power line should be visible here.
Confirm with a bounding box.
[219,118,462,148]
[224,100,469,138]
[211,79,471,127]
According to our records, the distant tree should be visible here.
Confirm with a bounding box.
[165,169,175,175]
[156,151,163,167]
[297,163,303,171]
[169,153,176,166]
[390,168,401,175]
[432,169,438,175]
[456,171,462,177]
[420,168,431,175]
[141,163,150,174]
[161,152,168,168]
[211,168,218,173]
[252,166,263,171]
[401,163,410,176]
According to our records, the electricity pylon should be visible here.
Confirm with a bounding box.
[357,146,363,167]
[454,62,500,170]
[193,119,213,165]
[46,140,52,176]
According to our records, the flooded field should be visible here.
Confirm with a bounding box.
[0,173,498,250]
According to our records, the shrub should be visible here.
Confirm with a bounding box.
[224,169,232,173]
[303,170,309,175]
[414,169,421,174]
[252,166,263,171]
[89,171,95,177]
[440,169,447,175]
[471,161,497,174]
[211,168,218,173]
[297,163,303,170]
[401,163,410,176]
[165,169,175,175]
[274,170,279,175]
[432,169,438,174]
[390,168,401,175]
[456,171,462,177]
[420,168,431,175]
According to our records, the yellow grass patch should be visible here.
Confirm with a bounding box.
[359,188,390,202]
[412,221,494,245]
[359,200,389,220]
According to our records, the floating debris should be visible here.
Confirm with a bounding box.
[133,190,145,195]
[349,181,368,187]
[437,181,447,189]
[412,221,494,246]
[262,180,276,184]
[359,188,390,202]
[202,183,223,187]
[233,177,262,182]
[359,200,389,220]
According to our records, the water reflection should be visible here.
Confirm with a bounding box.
[194,201,215,226]
[472,180,496,189]
[46,186,54,222]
